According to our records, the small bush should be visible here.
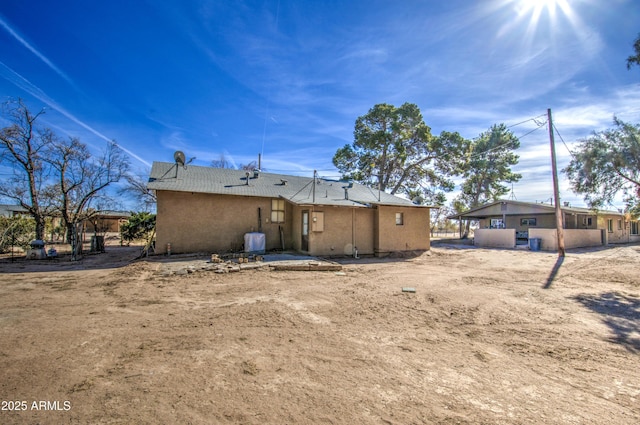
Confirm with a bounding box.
[0,216,36,253]
[120,212,156,243]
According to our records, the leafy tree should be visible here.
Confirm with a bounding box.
[120,212,156,242]
[454,124,521,236]
[333,103,466,200]
[457,124,521,209]
[0,98,52,240]
[430,204,456,237]
[564,118,640,216]
[627,33,640,70]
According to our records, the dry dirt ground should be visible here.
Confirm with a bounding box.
[0,241,639,424]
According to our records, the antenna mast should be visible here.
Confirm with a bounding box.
[508,183,516,200]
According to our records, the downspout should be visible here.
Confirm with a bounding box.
[352,208,358,258]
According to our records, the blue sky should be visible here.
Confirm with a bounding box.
[1,0,639,209]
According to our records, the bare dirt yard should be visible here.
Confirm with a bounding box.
[0,241,639,424]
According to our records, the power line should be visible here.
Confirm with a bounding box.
[515,120,547,140]
[465,119,547,161]
[506,113,547,129]
[552,123,577,160]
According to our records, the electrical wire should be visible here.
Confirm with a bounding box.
[465,119,547,161]
[506,113,547,129]
[516,121,547,141]
[552,123,577,160]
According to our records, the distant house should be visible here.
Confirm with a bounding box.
[83,210,131,234]
[147,162,432,256]
[447,200,638,250]
[0,204,129,241]
[0,204,28,217]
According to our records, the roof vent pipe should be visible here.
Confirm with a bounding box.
[342,182,353,200]
[245,172,250,185]
[254,169,260,179]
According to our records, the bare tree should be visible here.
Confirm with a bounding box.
[211,154,264,171]
[46,138,130,242]
[119,171,157,212]
[0,98,52,240]
[211,154,234,168]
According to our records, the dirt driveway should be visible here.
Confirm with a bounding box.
[0,243,639,424]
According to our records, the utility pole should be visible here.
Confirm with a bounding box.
[547,108,565,257]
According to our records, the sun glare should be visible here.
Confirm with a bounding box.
[498,0,579,42]
[516,0,574,23]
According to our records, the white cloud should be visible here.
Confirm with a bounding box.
[0,16,79,91]
[0,61,150,167]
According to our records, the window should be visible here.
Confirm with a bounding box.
[582,217,593,226]
[632,221,639,235]
[490,218,504,229]
[271,199,285,223]
[618,219,623,230]
[607,219,613,233]
[521,218,537,226]
[395,212,404,225]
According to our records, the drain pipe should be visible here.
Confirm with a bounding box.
[352,208,358,258]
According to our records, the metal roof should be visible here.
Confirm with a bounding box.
[147,162,428,208]
[0,204,28,217]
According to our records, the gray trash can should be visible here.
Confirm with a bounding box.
[529,238,541,251]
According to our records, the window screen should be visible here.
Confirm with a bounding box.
[271,199,285,223]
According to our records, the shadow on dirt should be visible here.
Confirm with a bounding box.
[573,292,640,353]
[543,256,564,289]
[0,245,143,274]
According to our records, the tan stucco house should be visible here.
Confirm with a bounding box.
[83,211,131,234]
[147,162,431,256]
[448,200,639,250]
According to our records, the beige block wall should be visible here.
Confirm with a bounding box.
[156,191,293,254]
[375,206,430,254]
[474,228,516,248]
[295,206,375,256]
[529,228,604,250]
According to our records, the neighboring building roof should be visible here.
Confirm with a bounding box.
[88,211,132,219]
[147,162,428,208]
[0,204,28,217]
[447,199,624,220]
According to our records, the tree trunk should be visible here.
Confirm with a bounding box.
[463,220,471,239]
[65,224,74,245]
[34,215,46,241]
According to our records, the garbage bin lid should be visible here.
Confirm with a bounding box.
[30,239,45,247]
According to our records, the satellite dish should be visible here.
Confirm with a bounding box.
[174,151,186,166]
